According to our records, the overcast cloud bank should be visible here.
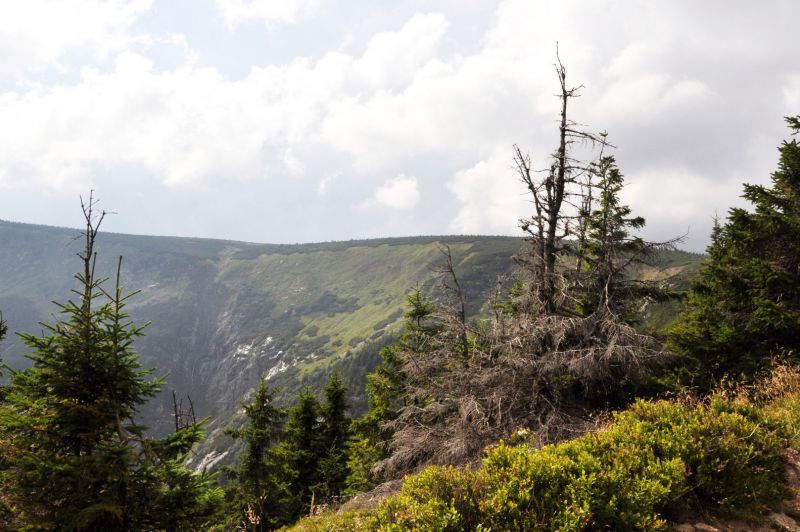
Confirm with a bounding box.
[0,0,797,251]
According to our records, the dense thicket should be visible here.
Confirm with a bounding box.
[221,372,353,529]
[323,114,800,529]
[669,117,800,390]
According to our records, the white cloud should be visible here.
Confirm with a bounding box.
[215,0,317,27]
[369,175,420,210]
[622,165,744,250]
[1,0,799,248]
[0,11,456,190]
[0,52,280,188]
[593,75,712,126]
[316,172,339,195]
[356,13,449,89]
[784,73,800,110]
[447,146,528,233]
[0,0,152,75]
[320,13,543,172]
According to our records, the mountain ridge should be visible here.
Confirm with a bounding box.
[0,220,525,431]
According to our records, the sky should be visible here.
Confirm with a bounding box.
[0,1,798,251]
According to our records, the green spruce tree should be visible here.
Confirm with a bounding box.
[345,344,403,494]
[225,378,293,530]
[316,373,351,501]
[280,388,322,516]
[668,117,800,389]
[577,154,656,320]
[0,195,221,530]
[346,288,438,492]
[277,374,354,519]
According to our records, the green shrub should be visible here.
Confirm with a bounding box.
[368,466,480,531]
[288,380,800,531]
[287,510,371,531]
[365,397,788,531]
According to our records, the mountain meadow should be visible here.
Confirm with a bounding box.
[1,77,799,531]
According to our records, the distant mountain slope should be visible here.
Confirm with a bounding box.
[0,220,704,467]
[0,221,521,432]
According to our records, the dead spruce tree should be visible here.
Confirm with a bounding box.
[378,58,672,477]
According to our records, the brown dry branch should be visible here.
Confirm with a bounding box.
[377,279,668,478]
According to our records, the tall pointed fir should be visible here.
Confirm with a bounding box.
[346,287,439,492]
[576,154,658,320]
[316,372,351,502]
[280,388,322,517]
[0,195,221,530]
[669,116,800,389]
[225,378,293,530]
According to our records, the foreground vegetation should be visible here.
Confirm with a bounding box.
[291,365,800,531]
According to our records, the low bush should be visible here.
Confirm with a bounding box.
[286,510,370,531]
[289,368,800,531]
[368,397,787,531]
